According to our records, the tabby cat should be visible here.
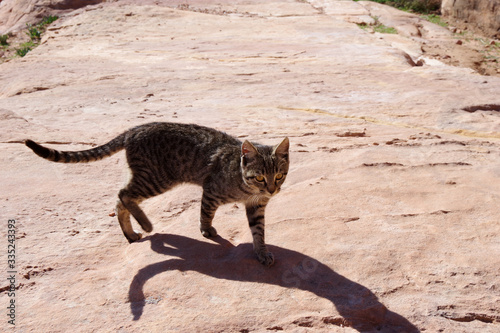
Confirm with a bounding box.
[25,122,289,266]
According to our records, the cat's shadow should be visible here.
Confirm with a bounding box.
[129,233,419,332]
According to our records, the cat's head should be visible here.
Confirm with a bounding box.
[240,137,289,196]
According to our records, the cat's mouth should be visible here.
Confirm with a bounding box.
[261,188,280,196]
[259,190,271,196]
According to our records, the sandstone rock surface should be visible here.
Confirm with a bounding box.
[442,0,500,39]
[1,1,499,332]
[0,0,105,34]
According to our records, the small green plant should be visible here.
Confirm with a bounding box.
[26,24,41,41]
[16,16,58,57]
[26,16,59,41]
[357,23,369,31]
[0,34,9,46]
[16,47,30,57]
[421,14,448,27]
[483,41,500,64]
[353,0,440,14]
[16,41,37,57]
[357,16,398,34]
[373,23,398,34]
[40,15,59,26]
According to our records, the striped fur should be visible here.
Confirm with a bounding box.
[25,122,289,266]
[25,134,126,163]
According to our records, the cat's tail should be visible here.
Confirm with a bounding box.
[25,133,127,163]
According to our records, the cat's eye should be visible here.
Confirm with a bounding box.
[255,175,265,182]
[275,173,284,180]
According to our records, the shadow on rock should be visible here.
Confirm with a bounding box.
[129,233,419,332]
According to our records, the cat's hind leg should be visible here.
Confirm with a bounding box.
[116,200,142,243]
[119,188,153,235]
[117,167,174,242]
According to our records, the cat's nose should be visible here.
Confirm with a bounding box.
[267,184,277,195]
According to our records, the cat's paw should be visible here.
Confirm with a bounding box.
[126,231,142,243]
[200,226,218,238]
[256,251,275,267]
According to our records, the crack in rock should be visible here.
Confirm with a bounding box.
[439,311,499,324]
[463,104,500,113]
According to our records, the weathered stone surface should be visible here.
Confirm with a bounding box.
[1,1,499,332]
[0,0,105,34]
[442,0,500,38]
[358,1,452,39]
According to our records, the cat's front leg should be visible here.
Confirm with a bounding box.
[199,191,219,237]
[246,200,274,266]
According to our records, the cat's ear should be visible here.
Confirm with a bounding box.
[241,140,258,166]
[274,137,289,160]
